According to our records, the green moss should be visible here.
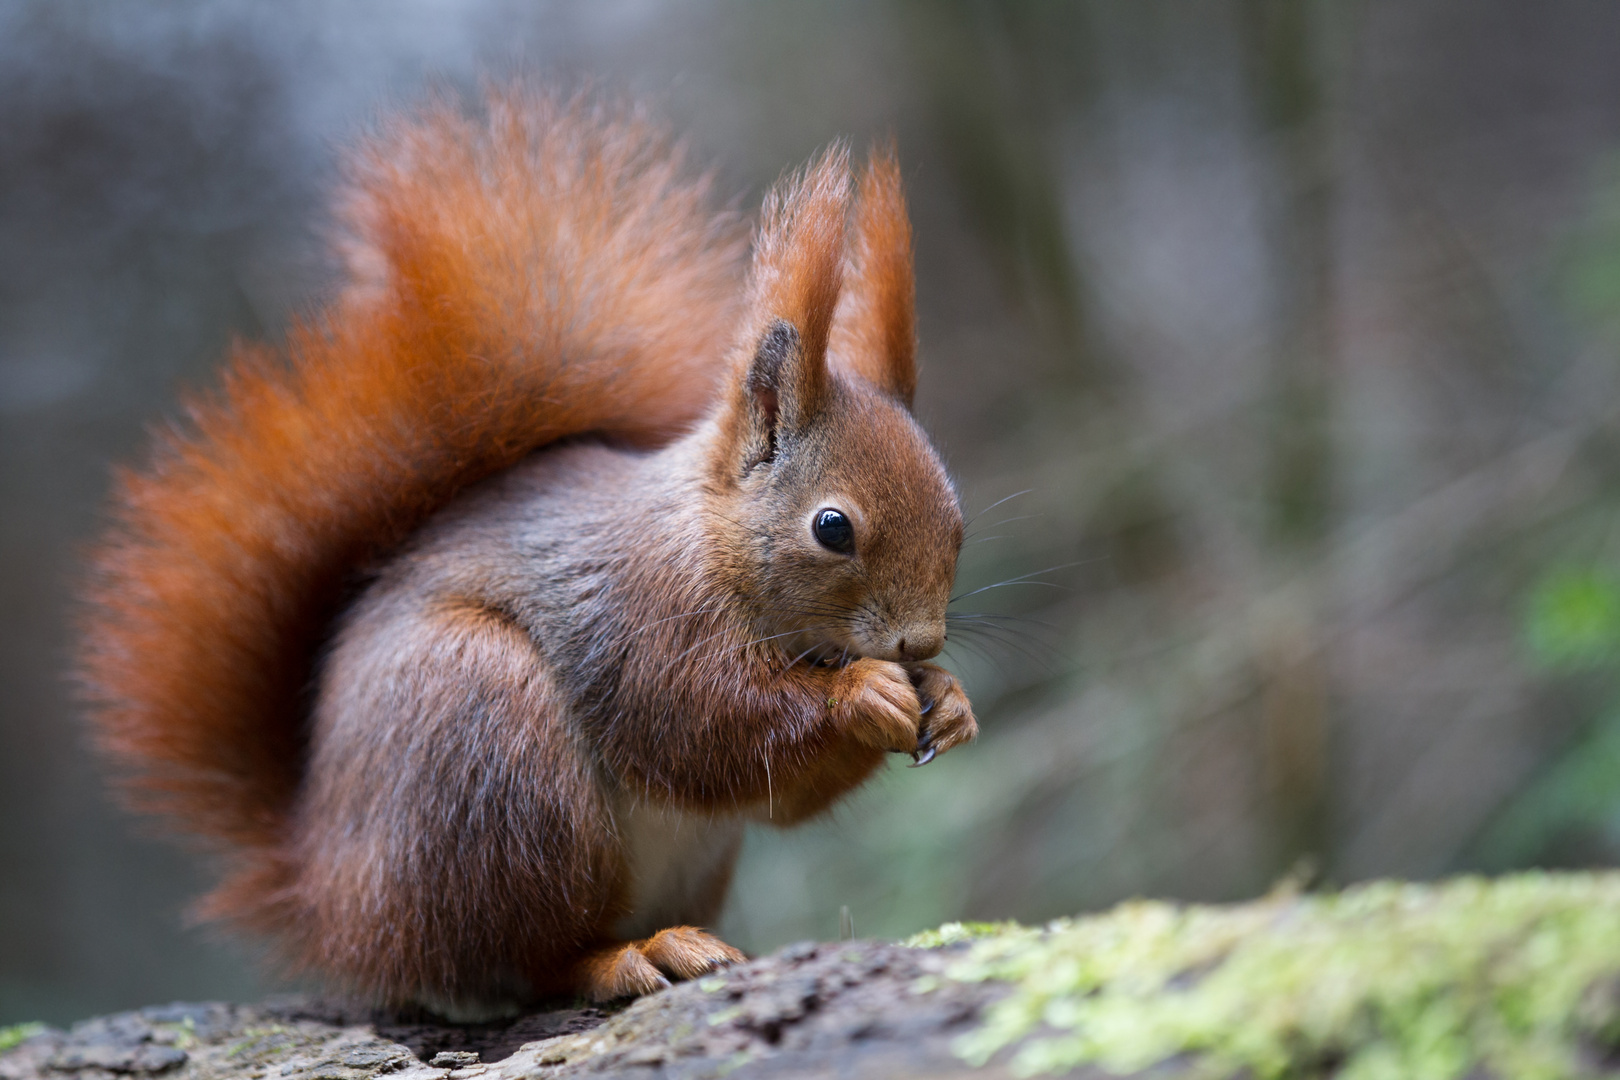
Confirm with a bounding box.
[903,920,1023,948]
[0,1023,45,1053]
[920,873,1620,1079]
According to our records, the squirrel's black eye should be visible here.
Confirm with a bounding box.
[813,508,855,553]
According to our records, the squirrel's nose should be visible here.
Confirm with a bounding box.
[893,625,945,662]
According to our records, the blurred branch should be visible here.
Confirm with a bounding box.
[898,0,1110,394]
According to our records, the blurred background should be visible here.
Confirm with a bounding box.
[7,0,1620,1025]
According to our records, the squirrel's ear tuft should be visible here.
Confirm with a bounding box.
[742,319,798,463]
[830,144,916,407]
[726,145,852,469]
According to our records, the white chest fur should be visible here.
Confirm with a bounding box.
[610,793,744,940]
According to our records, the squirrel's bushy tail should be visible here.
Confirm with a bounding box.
[76,88,743,924]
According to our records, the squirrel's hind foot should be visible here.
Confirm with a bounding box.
[640,926,748,980]
[578,926,747,1001]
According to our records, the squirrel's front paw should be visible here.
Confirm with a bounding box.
[905,663,977,766]
[829,657,920,754]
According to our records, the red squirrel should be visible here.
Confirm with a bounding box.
[76,88,976,1016]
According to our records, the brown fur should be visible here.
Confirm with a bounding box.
[76,86,975,1013]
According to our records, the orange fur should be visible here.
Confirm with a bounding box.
[575,928,746,1003]
[748,145,849,373]
[832,144,916,404]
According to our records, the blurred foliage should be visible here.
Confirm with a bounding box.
[1524,568,1620,673]
[1472,159,1620,871]
[1475,712,1620,870]
[1477,564,1620,866]
[1565,157,1620,340]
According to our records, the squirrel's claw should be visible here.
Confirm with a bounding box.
[908,678,939,764]
[902,662,977,764]
[910,724,937,766]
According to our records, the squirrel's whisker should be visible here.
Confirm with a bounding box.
[949,560,1088,604]
[682,624,840,667]
[961,489,1034,532]
[945,623,1061,669]
[781,643,827,673]
[626,605,726,639]
[963,513,1043,543]
[947,610,1055,628]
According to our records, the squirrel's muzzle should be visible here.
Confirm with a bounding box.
[889,624,945,662]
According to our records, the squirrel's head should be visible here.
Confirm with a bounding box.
[708,144,963,664]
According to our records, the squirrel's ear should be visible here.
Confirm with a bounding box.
[727,145,851,468]
[830,144,916,407]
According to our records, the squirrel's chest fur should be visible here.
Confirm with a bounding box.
[610,795,744,938]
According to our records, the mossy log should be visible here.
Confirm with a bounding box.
[5,872,1620,1079]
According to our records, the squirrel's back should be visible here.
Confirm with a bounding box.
[76,89,744,906]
